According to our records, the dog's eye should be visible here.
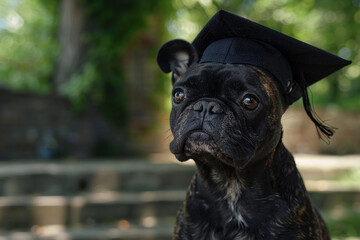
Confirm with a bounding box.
[242,95,259,110]
[173,89,185,103]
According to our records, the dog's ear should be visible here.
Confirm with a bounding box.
[157,39,198,84]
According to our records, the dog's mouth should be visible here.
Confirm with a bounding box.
[170,127,258,169]
[171,130,211,161]
[171,130,235,164]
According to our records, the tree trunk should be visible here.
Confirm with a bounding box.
[53,0,88,94]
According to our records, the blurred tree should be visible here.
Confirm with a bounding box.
[53,0,88,94]
[0,0,172,129]
[58,0,172,127]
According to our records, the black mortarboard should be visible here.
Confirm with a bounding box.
[158,10,351,140]
[192,10,351,105]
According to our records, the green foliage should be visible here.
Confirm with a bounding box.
[327,212,360,237]
[0,0,58,93]
[61,62,99,112]
[0,0,173,127]
[65,0,172,126]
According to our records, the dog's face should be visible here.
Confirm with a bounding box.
[158,40,286,169]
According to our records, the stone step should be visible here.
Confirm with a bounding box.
[294,154,360,181]
[0,157,359,238]
[0,191,184,231]
[0,161,195,196]
[0,227,359,240]
[0,224,173,240]
[1,155,359,196]
[0,188,359,231]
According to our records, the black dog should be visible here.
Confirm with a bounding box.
[157,10,350,240]
[167,62,329,239]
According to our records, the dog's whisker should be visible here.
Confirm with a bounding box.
[164,134,173,141]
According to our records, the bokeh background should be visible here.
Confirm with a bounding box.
[0,0,359,239]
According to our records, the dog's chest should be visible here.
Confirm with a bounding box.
[183,170,294,240]
[184,173,252,239]
[187,198,252,240]
[186,200,251,240]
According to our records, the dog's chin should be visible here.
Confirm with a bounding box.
[171,131,216,162]
[184,132,217,157]
[172,131,244,167]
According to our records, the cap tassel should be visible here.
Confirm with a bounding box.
[299,71,336,143]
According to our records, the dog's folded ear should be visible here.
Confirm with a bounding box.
[157,39,198,84]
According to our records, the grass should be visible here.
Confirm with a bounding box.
[327,213,360,237]
[324,168,360,237]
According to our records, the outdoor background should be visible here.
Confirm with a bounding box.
[0,0,359,239]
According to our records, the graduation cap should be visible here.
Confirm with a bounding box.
[158,10,351,140]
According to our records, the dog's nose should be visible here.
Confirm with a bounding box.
[193,101,223,115]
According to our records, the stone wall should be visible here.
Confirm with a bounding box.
[0,90,128,160]
[282,107,360,154]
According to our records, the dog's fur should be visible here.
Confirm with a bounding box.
[160,44,330,239]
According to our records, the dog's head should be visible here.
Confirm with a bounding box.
[156,11,351,169]
[158,40,286,169]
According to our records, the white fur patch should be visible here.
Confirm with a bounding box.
[210,169,248,228]
[228,199,248,228]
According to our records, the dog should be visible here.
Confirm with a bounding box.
[157,10,350,240]
[165,62,329,240]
